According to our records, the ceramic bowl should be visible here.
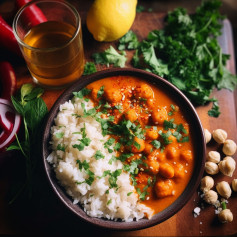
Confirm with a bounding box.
[42,68,206,230]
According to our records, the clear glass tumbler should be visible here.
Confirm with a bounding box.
[13,0,85,88]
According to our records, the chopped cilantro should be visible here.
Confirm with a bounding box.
[94,150,105,160]
[114,142,121,151]
[107,199,112,205]
[108,155,117,165]
[55,132,64,139]
[57,144,66,152]
[73,88,91,99]
[208,99,221,117]
[159,130,173,145]
[151,140,161,149]
[93,46,127,68]
[127,192,133,196]
[97,86,105,98]
[108,169,122,188]
[83,62,97,75]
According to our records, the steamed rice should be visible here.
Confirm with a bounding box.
[47,96,153,221]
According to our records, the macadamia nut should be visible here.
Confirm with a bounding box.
[222,139,237,156]
[232,179,237,192]
[204,129,212,144]
[216,181,232,199]
[218,209,233,223]
[212,129,227,144]
[203,190,218,205]
[207,151,221,163]
[219,156,236,177]
[205,161,219,175]
[200,176,214,192]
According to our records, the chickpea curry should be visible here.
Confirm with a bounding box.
[84,75,194,215]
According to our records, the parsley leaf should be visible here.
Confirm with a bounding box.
[94,150,105,160]
[93,46,127,68]
[83,62,97,75]
[73,88,91,99]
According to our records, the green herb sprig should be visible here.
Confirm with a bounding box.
[7,84,48,203]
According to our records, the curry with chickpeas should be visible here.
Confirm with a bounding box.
[85,75,194,215]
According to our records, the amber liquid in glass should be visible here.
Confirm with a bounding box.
[23,21,84,87]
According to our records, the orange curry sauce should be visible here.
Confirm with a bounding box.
[86,76,194,215]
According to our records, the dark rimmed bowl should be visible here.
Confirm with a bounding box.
[42,68,206,231]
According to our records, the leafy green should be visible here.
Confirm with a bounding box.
[7,84,48,203]
[73,88,91,99]
[83,62,97,75]
[93,46,127,68]
[118,31,140,50]
[94,150,105,160]
[97,86,105,98]
[208,99,221,117]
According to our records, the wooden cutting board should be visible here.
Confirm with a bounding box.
[0,11,236,236]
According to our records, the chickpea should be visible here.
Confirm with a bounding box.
[203,190,218,205]
[204,161,219,175]
[174,163,185,179]
[131,137,145,153]
[200,176,214,193]
[143,142,153,155]
[156,152,166,162]
[212,129,227,144]
[151,107,168,125]
[146,127,159,140]
[166,146,179,160]
[159,163,175,178]
[216,181,232,199]
[207,151,221,164]
[222,139,237,156]
[125,109,138,122]
[218,209,233,223]
[231,179,237,192]
[180,150,193,163]
[146,98,155,109]
[145,159,159,175]
[135,84,154,99]
[103,88,122,103]
[155,179,174,198]
[147,149,159,160]
[204,128,212,144]
[218,156,236,177]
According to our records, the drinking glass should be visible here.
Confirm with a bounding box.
[13,0,85,88]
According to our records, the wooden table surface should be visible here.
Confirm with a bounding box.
[0,1,237,236]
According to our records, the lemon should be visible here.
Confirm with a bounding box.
[86,0,137,42]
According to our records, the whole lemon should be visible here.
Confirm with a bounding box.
[86,0,137,42]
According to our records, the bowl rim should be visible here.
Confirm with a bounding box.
[42,68,206,231]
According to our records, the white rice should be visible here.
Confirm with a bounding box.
[47,96,154,221]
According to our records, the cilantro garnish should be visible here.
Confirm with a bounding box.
[72,123,91,151]
[57,144,66,152]
[118,30,140,51]
[93,46,127,68]
[97,86,105,98]
[151,140,161,149]
[83,62,97,75]
[55,132,64,139]
[76,160,95,185]
[94,150,105,160]
[73,88,91,99]
[107,199,112,205]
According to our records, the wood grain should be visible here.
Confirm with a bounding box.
[0,10,236,236]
